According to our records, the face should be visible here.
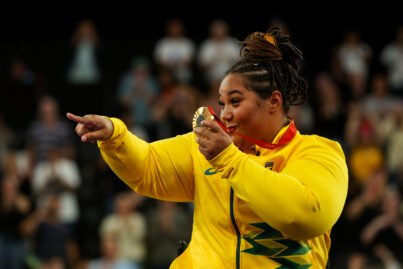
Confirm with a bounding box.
[218,74,271,152]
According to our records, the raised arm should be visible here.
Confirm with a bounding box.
[67,113,195,202]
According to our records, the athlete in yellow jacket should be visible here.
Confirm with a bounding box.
[67,27,348,268]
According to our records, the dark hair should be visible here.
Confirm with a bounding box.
[226,27,308,113]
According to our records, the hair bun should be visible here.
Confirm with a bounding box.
[240,31,283,62]
[241,27,304,72]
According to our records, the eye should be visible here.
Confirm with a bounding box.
[218,100,224,107]
[230,98,240,104]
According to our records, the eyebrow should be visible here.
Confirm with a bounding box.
[219,90,243,97]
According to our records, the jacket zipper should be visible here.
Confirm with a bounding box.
[230,187,241,269]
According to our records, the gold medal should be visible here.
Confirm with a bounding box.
[192,107,214,129]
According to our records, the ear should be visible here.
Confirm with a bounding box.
[266,90,283,113]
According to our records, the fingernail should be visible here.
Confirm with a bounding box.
[82,136,87,142]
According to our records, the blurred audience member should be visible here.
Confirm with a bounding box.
[311,72,347,142]
[380,103,403,188]
[346,111,384,185]
[346,169,388,225]
[380,24,403,98]
[154,18,196,83]
[119,108,150,142]
[0,173,32,269]
[288,102,315,135]
[337,28,372,100]
[146,201,192,269]
[329,48,351,104]
[33,195,73,269]
[347,252,368,269]
[362,73,396,120]
[87,235,138,269]
[166,83,201,136]
[99,192,146,268]
[360,187,403,247]
[66,19,104,115]
[0,114,16,168]
[31,146,81,227]
[0,58,44,146]
[117,57,159,132]
[344,169,388,259]
[67,19,101,86]
[151,68,179,139]
[26,95,75,171]
[2,151,31,196]
[197,19,240,88]
[374,243,402,269]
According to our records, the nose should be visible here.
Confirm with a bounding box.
[220,105,233,124]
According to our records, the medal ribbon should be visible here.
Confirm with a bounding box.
[207,106,297,150]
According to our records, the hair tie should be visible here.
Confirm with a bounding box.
[263,33,277,47]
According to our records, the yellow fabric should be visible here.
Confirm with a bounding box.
[98,118,348,269]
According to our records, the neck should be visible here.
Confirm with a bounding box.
[239,114,289,154]
[264,114,289,143]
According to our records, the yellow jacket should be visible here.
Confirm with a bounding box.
[98,118,348,269]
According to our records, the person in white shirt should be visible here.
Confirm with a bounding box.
[197,19,241,87]
[32,146,81,226]
[154,18,196,83]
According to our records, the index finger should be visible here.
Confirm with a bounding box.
[201,120,220,133]
[66,112,91,124]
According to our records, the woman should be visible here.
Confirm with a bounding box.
[67,27,348,268]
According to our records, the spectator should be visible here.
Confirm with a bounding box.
[145,201,192,269]
[99,192,146,268]
[116,56,159,133]
[343,169,388,260]
[380,103,403,188]
[288,102,315,135]
[33,195,73,268]
[374,244,402,269]
[0,57,44,146]
[66,19,104,115]
[197,19,240,88]
[311,72,347,142]
[337,28,372,100]
[360,187,403,259]
[31,146,81,227]
[362,73,396,120]
[119,108,150,142]
[67,19,101,86]
[347,252,368,269]
[151,68,179,139]
[166,83,201,136]
[1,151,31,197]
[380,24,403,98]
[329,47,351,104]
[87,235,138,269]
[346,116,384,185]
[154,18,196,83]
[0,173,32,269]
[26,95,75,170]
[0,114,16,168]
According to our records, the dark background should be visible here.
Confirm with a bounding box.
[1,4,401,111]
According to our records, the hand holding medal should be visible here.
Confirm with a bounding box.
[192,106,297,160]
[193,107,232,160]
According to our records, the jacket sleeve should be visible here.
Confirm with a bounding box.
[209,140,348,241]
[97,117,195,202]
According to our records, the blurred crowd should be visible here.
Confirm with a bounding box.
[0,17,402,269]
